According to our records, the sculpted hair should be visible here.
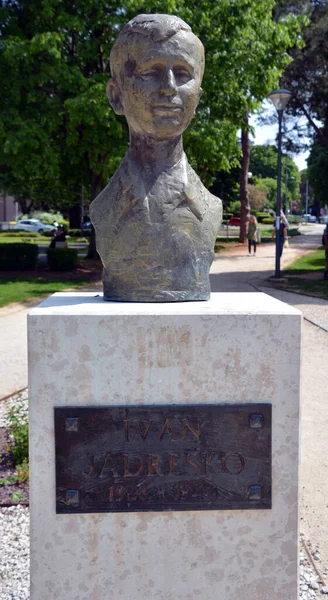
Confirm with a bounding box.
[110,13,203,81]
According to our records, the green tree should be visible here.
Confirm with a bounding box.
[255,178,278,210]
[250,146,279,180]
[247,184,268,212]
[209,166,240,214]
[278,1,328,213]
[307,142,328,208]
[0,0,304,243]
[250,145,300,207]
[180,0,304,241]
[280,1,328,151]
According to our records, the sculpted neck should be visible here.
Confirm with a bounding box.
[129,133,184,178]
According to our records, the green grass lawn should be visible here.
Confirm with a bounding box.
[276,247,328,299]
[0,234,52,244]
[0,275,90,308]
[284,248,325,274]
[0,235,86,245]
[274,279,328,298]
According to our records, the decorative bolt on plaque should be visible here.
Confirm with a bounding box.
[249,414,264,429]
[248,485,262,501]
[65,418,79,432]
[66,490,80,506]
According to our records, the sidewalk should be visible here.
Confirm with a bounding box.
[211,227,328,571]
[0,224,327,571]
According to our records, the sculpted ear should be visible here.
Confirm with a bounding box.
[107,79,124,115]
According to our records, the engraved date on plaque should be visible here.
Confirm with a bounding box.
[55,404,271,513]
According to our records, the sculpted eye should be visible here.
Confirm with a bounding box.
[138,67,162,80]
[174,68,192,82]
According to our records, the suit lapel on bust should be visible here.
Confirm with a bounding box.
[113,154,151,232]
[114,153,208,227]
[181,158,208,221]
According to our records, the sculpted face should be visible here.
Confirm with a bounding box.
[108,30,204,139]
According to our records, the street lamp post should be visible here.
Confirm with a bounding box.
[268,88,292,279]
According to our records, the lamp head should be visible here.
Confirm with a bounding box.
[268,88,292,112]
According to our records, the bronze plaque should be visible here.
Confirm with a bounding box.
[55,404,271,514]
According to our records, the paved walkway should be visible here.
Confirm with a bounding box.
[0,223,327,570]
[211,223,328,571]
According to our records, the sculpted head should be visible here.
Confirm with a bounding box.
[108,14,205,139]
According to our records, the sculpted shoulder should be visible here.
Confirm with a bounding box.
[207,190,222,224]
[186,163,222,233]
[90,158,131,228]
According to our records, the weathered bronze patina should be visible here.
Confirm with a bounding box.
[55,404,271,513]
[90,14,222,302]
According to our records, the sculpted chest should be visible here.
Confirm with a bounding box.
[90,157,222,301]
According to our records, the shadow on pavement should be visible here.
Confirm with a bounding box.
[210,271,273,293]
[210,272,328,307]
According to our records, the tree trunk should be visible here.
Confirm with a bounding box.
[87,171,103,259]
[18,198,33,215]
[69,204,81,229]
[239,113,251,243]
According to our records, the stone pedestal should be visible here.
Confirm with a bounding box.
[28,292,301,600]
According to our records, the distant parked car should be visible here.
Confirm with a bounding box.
[229,217,241,226]
[319,215,328,224]
[302,214,317,223]
[82,220,92,229]
[12,219,56,233]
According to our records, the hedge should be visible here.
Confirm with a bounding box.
[262,218,275,225]
[68,228,91,237]
[0,243,39,270]
[0,231,39,238]
[47,248,78,271]
[256,213,273,223]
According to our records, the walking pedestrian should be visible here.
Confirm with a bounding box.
[323,223,328,280]
[247,215,258,255]
[272,214,288,257]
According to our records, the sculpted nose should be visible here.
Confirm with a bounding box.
[160,69,177,96]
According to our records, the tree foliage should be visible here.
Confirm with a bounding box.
[307,143,328,207]
[255,178,278,210]
[0,0,304,223]
[279,0,328,151]
[247,184,268,211]
[250,144,300,202]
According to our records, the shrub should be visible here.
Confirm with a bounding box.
[0,230,39,238]
[68,228,91,237]
[0,243,39,270]
[19,210,64,224]
[262,218,274,225]
[43,230,54,237]
[68,228,83,237]
[7,402,29,465]
[58,220,69,230]
[81,228,91,237]
[256,212,272,223]
[47,247,78,270]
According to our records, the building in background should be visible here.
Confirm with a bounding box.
[0,192,18,222]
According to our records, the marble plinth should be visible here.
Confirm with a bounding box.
[28,292,301,600]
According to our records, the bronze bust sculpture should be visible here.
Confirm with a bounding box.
[90,14,222,302]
